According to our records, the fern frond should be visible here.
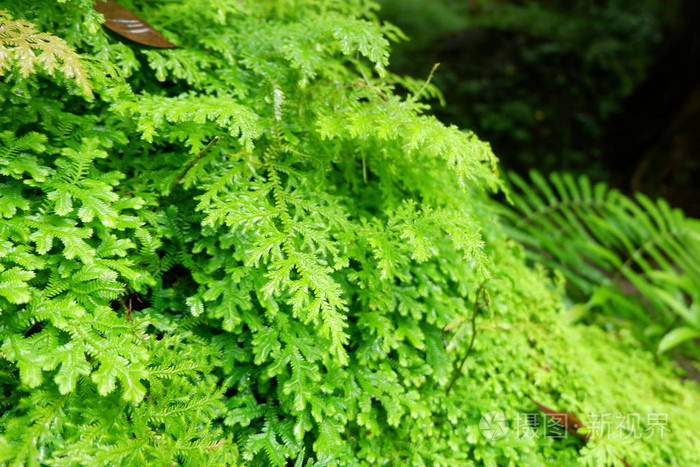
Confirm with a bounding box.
[0,10,91,96]
[500,171,700,343]
[111,94,262,151]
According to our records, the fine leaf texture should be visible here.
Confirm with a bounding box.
[0,2,698,466]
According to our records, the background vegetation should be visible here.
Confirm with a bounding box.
[380,0,700,215]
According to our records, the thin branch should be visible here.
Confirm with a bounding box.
[446,284,489,395]
[411,62,440,102]
[172,136,221,188]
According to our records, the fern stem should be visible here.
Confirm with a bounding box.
[516,199,607,229]
[172,135,221,188]
[446,284,489,394]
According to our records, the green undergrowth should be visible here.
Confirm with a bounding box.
[0,1,698,465]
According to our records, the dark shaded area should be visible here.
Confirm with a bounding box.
[418,27,612,176]
[606,0,700,215]
[380,0,700,216]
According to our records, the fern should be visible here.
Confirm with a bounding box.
[0,9,91,96]
[499,170,700,353]
[0,1,698,465]
[111,94,262,152]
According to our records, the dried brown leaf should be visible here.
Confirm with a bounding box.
[94,0,178,49]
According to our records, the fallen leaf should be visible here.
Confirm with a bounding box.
[94,0,178,48]
[528,397,589,440]
[528,397,632,466]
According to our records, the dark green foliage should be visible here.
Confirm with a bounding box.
[378,0,677,176]
[1,1,699,466]
[500,171,700,356]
